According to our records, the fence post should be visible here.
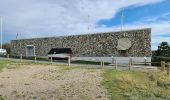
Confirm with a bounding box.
[68,56,70,66]
[103,61,104,68]
[20,54,22,62]
[101,60,103,68]
[111,56,114,64]
[167,63,170,76]
[161,61,163,71]
[144,57,147,66]
[129,61,131,71]
[7,54,9,60]
[51,57,53,64]
[163,62,165,72]
[161,61,165,72]
[34,55,36,63]
[115,60,117,70]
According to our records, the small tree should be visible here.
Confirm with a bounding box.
[152,42,170,66]
[2,43,10,54]
[154,42,170,57]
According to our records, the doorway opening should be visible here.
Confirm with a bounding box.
[26,45,35,57]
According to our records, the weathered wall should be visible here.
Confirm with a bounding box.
[10,28,151,57]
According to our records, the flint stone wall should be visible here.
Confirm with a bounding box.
[10,28,151,57]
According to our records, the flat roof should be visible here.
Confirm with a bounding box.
[12,28,151,41]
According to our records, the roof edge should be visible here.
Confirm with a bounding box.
[11,28,151,41]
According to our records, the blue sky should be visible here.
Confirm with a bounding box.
[0,0,170,50]
[98,0,170,27]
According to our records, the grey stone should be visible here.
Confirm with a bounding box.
[10,28,151,57]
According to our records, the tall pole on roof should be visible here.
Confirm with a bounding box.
[121,8,124,32]
[0,17,2,49]
[88,15,90,31]
[16,33,19,40]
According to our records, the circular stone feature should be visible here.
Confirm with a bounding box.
[116,38,132,50]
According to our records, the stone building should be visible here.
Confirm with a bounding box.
[11,28,151,64]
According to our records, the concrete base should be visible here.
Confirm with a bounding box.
[72,57,151,65]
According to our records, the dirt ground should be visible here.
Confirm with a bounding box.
[0,64,110,100]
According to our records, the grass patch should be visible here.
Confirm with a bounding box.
[0,95,5,100]
[0,60,27,71]
[0,59,79,72]
[0,60,49,71]
[60,66,78,71]
[0,60,14,71]
[102,70,170,100]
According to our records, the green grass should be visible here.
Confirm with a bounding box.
[102,70,170,100]
[0,60,11,71]
[0,95,5,100]
[0,60,46,71]
[0,60,25,71]
[60,66,78,71]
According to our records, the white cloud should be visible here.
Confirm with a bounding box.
[94,16,170,50]
[152,36,170,50]
[120,14,170,50]
[0,0,168,50]
[0,0,164,38]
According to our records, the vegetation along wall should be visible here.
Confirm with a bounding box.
[11,28,151,57]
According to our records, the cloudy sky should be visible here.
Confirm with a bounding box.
[0,0,170,50]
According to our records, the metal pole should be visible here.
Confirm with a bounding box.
[0,17,2,49]
[88,15,90,31]
[121,8,124,32]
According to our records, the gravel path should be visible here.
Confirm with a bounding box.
[0,65,109,100]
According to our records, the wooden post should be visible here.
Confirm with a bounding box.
[129,61,131,71]
[144,57,147,66]
[20,54,22,62]
[115,60,117,70]
[161,61,165,72]
[34,55,36,63]
[167,63,170,76]
[68,56,70,66]
[111,56,114,64]
[101,60,103,68]
[161,61,163,71]
[163,61,165,72]
[51,57,53,64]
[103,61,104,68]
[130,59,133,67]
[7,54,9,60]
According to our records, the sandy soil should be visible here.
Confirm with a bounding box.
[0,64,109,100]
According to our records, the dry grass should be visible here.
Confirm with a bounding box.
[102,70,170,100]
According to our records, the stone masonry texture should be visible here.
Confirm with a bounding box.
[10,28,151,57]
